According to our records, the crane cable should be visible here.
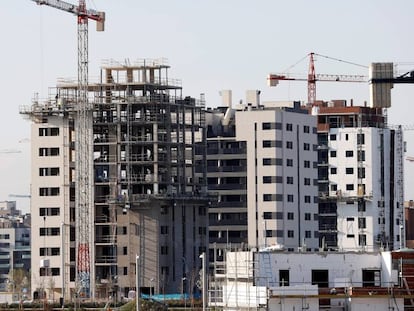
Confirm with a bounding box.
[314,53,368,69]
[282,52,368,74]
[38,5,45,98]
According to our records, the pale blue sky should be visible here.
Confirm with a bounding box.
[1,1,414,213]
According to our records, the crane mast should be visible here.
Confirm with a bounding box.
[31,0,105,299]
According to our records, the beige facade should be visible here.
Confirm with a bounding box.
[235,100,319,251]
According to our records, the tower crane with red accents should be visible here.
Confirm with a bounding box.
[31,0,105,299]
[268,52,414,108]
[268,52,368,106]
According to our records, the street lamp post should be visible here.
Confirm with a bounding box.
[182,277,187,310]
[199,252,206,311]
[149,278,154,298]
[136,255,140,311]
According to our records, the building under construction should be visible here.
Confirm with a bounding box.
[21,59,211,301]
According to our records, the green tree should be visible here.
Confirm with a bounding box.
[7,268,31,297]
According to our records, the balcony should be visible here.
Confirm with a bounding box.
[207,183,246,191]
[209,219,248,226]
[95,255,117,264]
[95,235,117,244]
[207,166,246,173]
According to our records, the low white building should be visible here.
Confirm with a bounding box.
[211,250,406,311]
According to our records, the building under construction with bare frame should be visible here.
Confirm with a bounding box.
[21,58,211,301]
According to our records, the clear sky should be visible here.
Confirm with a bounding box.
[1,1,414,213]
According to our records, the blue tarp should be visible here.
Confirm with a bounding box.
[141,293,201,301]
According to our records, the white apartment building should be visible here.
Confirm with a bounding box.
[235,94,319,251]
[314,102,404,252]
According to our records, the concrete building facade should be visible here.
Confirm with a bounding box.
[22,59,210,301]
[0,202,30,295]
[235,97,319,251]
[204,91,319,256]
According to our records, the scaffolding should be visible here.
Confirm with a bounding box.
[20,58,212,298]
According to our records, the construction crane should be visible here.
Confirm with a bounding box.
[31,0,105,299]
[268,53,414,108]
[267,52,367,106]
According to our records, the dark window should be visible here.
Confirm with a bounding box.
[358,200,366,212]
[346,184,354,191]
[40,247,60,256]
[286,141,293,149]
[39,167,60,176]
[279,270,290,286]
[359,234,367,246]
[330,150,337,157]
[287,212,294,220]
[346,168,354,174]
[263,194,283,202]
[358,167,366,178]
[286,123,293,131]
[358,217,366,229]
[39,207,60,216]
[287,159,293,166]
[305,231,311,238]
[39,187,60,196]
[304,178,310,185]
[39,147,60,157]
[287,230,294,238]
[330,167,337,175]
[262,122,273,130]
[346,150,354,157]
[304,143,310,150]
[304,195,311,203]
[287,176,294,184]
[287,194,294,202]
[263,176,272,184]
[263,158,283,166]
[39,127,60,136]
[263,140,273,148]
[304,160,310,168]
[304,125,310,133]
[330,134,337,141]
[357,133,365,145]
[305,213,311,220]
[263,212,272,220]
[39,227,60,236]
[362,270,381,287]
[358,150,366,161]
